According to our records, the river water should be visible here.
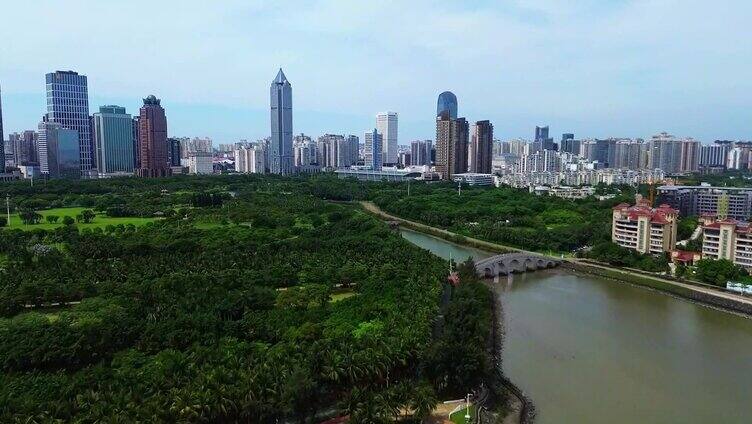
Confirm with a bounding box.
[401,229,752,424]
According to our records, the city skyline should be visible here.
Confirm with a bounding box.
[1,1,751,143]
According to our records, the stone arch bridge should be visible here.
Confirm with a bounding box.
[475,253,561,277]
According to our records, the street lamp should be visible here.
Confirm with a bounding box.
[465,393,471,421]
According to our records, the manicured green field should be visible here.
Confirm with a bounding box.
[3,207,157,231]
[450,405,476,424]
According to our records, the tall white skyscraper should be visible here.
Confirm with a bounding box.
[270,68,293,175]
[376,112,397,164]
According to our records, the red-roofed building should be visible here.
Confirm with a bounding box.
[671,250,701,266]
[612,200,678,254]
[702,218,752,269]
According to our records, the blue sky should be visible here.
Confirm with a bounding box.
[1,0,751,144]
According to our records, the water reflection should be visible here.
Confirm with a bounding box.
[401,229,752,424]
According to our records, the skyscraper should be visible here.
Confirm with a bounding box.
[535,125,556,150]
[37,120,80,178]
[132,116,140,169]
[136,95,171,177]
[411,140,433,166]
[168,138,182,167]
[469,120,493,174]
[45,71,91,176]
[435,115,469,180]
[0,84,4,173]
[92,105,134,176]
[270,68,293,175]
[376,112,398,164]
[436,91,458,119]
[364,129,383,171]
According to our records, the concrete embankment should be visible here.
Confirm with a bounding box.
[564,262,752,316]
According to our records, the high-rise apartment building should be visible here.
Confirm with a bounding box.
[560,134,581,156]
[45,71,92,176]
[612,201,678,254]
[648,132,699,173]
[376,112,398,164]
[8,131,37,166]
[168,138,182,167]
[699,144,730,169]
[657,185,752,221]
[469,120,493,174]
[411,140,433,166]
[535,125,555,150]
[364,129,383,171]
[437,91,458,120]
[235,145,266,173]
[92,105,134,176]
[613,140,646,170]
[187,152,213,175]
[435,116,469,180]
[293,133,314,167]
[136,95,171,177]
[269,69,293,175]
[702,219,752,270]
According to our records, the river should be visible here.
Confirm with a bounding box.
[401,228,752,423]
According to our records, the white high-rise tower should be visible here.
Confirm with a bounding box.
[376,112,397,164]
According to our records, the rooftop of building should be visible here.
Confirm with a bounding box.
[613,200,678,224]
[703,218,752,232]
[658,184,752,192]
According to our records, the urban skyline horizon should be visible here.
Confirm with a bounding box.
[2,68,749,146]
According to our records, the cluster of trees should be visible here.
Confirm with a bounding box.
[692,259,748,286]
[372,183,636,252]
[0,176,494,422]
[584,242,669,273]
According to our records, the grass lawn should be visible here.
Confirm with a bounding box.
[449,405,476,424]
[329,289,356,303]
[4,207,157,231]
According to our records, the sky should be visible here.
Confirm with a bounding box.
[1,0,751,144]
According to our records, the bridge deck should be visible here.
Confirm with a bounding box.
[475,253,561,277]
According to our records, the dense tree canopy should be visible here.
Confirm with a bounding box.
[0,174,493,422]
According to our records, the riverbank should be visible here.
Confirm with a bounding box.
[361,201,752,317]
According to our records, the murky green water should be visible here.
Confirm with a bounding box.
[401,229,752,423]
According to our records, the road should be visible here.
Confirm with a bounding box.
[360,201,752,308]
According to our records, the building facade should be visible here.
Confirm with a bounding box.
[188,152,213,175]
[702,219,752,269]
[37,121,80,178]
[136,95,171,177]
[435,116,468,180]
[410,140,432,166]
[45,71,92,176]
[469,120,493,174]
[612,201,678,254]
[235,145,266,174]
[269,69,293,175]
[92,105,134,176]
[657,185,752,221]
[376,112,398,164]
[364,129,383,171]
[0,84,4,172]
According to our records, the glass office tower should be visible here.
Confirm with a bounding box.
[45,71,91,175]
[436,91,458,120]
[92,105,135,175]
[270,68,293,175]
